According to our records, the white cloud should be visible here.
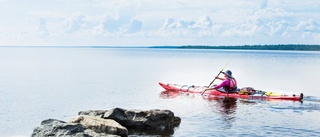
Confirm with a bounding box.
[101,13,143,35]
[102,14,126,33]
[0,0,319,46]
[296,19,320,33]
[184,8,293,38]
[296,19,320,39]
[157,16,214,37]
[250,8,292,36]
[123,19,143,33]
[64,15,86,33]
[221,8,309,38]
[192,16,213,29]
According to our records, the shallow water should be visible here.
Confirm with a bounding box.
[0,47,319,136]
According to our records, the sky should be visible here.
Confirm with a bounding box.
[0,0,320,46]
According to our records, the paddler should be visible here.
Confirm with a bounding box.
[205,70,238,93]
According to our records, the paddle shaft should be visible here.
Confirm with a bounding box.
[201,60,231,95]
[207,71,222,87]
[208,60,231,87]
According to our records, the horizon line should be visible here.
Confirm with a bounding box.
[1,44,320,48]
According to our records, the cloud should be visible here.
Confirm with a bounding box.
[252,8,292,36]
[30,5,319,45]
[35,9,143,39]
[222,8,295,37]
[123,19,143,33]
[296,19,320,39]
[37,17,49,37]
[64,15,86,33]
[161,16,213,30]
[192,16,213,29]
[296,19,320,33]
[157,16,214,37]
[0,0,319,46]
[101,14,143,35]
[102,14,126,33]
[218,7,320,45]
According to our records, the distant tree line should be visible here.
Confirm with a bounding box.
[177,44,320,51]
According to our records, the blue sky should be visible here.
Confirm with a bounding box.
[0,0,319,46]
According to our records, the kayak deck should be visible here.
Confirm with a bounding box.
[159,82,303,101]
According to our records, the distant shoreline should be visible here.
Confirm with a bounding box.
[1,44,320,51]
[151,44,320,51]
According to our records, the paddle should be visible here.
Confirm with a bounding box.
[201,61,231,95]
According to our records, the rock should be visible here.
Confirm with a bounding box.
[69,115,128,137]
[32,108,181,136]
[104,108,181,130]
[78,110,108,118]
[31,119,117,137]
[80,108,181,135]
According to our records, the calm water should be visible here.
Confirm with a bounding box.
[0,47,320,137]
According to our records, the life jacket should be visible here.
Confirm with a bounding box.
[224,78,237,92]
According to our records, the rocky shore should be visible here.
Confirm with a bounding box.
[31,108,181,137]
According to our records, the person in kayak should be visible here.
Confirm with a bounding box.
[206,70,238,93]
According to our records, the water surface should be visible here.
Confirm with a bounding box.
[0,47,319,136]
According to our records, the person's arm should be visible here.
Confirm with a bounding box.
[206,79,228,90]
[215,76,226,81]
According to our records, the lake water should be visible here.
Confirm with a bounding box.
[0,47,320,137]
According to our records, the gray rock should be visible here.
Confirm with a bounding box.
[78,110,108,118]
[31,119,120,137]
[69,115,128,137]
[32,108,181,136]
[103,108,181,130]
[80,108,181,135]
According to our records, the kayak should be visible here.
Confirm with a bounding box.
[159,82,303,101]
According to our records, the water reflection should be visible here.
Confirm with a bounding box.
[160,91,181,99]
[206,96,238,129]
[160,91,239,128]
[160,90,198,99]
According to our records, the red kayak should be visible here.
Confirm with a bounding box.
[159,82,303,101]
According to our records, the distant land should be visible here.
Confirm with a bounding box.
[151,44,320,51]
[1,44,320,51]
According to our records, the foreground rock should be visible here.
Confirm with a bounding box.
[69,115,128,136]
[31,119,119,137]
[32,108,181,136]
[79,108,181,135]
